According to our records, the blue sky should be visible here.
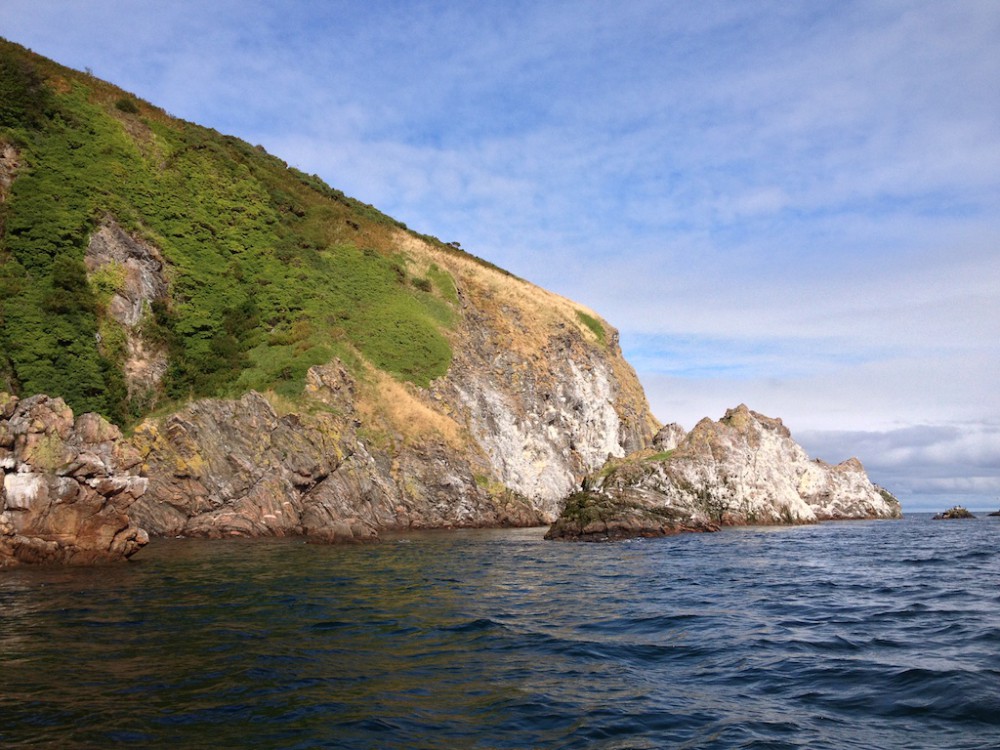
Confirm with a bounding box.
[3,1,999,511]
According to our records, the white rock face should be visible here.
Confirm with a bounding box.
[3,473,46,511]
[587,405,900,528]
[448,336,642,520]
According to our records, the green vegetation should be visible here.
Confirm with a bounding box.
[0,39,459,422]
[114,97,138,114]
[575,310,606,345]
[644,450,674,462]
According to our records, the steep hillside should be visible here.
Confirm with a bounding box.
[0,38,658,541]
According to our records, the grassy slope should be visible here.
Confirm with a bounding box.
[0,39,463,425]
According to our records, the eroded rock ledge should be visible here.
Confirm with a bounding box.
[0,393,148,567]
[547,405,901,541]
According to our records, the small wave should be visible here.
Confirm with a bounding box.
[308,620,351,631]
[441,617,506,633]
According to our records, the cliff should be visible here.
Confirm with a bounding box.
[0,392,148,566]
[126,235,656,538]
[547,405,901,541]
[1,41,900,557]
[0,39,657,546]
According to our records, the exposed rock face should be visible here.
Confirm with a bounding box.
[547,404,901,541]
[128,364,547,540]
[85,218,169,401]
[933,506,976,520]
[0,142,19,204]
[404,233,656,520]
[652,423,685,452]
[0,393,148,566]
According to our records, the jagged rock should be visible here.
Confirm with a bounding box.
[0,393,148,567]
[652,423,685,452]
[547,404,901,541]
[933,506,976,520]
[126,363,552,541]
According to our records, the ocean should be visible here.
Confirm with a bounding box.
[1,513,998,749]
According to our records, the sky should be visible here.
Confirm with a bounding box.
[3,1,998,511]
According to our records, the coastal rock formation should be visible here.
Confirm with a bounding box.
[0,392,148,566]
[398,233,656,518]
[933,506,976,520]
[547,405,901,541]
[128,362,563,540]
[126,235,657,539]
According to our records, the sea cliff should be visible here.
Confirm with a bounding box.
[125,237,657,539]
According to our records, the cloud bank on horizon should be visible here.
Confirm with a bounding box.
[3,0,998,510]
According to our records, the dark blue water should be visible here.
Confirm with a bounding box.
[2,514,998,749]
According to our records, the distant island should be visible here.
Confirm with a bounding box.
[933,506,976,520]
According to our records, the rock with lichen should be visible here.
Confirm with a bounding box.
[1,393,148,567]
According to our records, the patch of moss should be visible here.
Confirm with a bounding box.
[575,310,606,345]
[644,450,675,462]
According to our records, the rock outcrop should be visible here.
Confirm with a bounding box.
[0,141,18,204]
[547,405,901,541]
[0,393,148,566]
[933,506,976,520]
[399,233,656,519]
[128,364,550,540]
[85,218,169,403]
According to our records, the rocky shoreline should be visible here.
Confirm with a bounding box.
[2,392,906,564]
[0,393,148,567]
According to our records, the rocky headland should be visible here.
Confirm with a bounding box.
[122,232,657,543]
[546,405,901,541]
[0,40,903,564]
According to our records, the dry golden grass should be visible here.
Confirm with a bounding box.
[354,363,466,450]
[393,230,608,355]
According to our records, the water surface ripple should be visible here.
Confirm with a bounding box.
[2,514,998,748]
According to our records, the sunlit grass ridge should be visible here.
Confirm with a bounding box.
[0,39,459,423]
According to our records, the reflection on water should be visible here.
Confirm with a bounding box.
[2,520,999,749]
